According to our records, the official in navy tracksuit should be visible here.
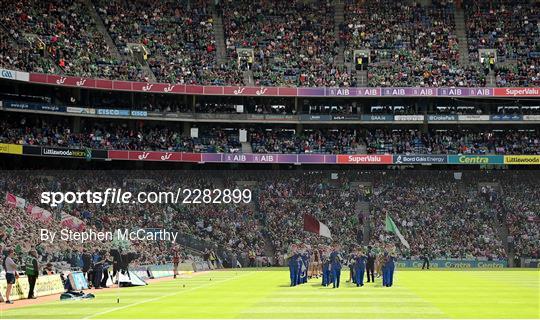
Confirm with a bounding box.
[288,245,299,286]
[354,250,367,287]
[330,246,342,288]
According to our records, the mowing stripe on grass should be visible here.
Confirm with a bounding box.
[83,272,254,319]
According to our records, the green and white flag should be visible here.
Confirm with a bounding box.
[385,214,410,249]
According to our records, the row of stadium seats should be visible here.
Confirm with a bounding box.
[250,128,540,155]
[222,0,342,87]
[0,117,242,153]
[1,116,538,155]
[0,0,538,87]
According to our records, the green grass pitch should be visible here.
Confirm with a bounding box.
[1,268,538,319]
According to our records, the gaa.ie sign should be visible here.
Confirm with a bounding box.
[0,69,16,80]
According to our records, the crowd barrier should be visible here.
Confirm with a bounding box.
[0,274,64,302]
[0,262,201,302]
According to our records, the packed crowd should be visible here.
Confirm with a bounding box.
[221,0,346,87]
[370,171,506,259]
[466,0,540,86]
[0,0,538,87]
[464,0,539,61]
[258,170,537,260]
[0,28,56,75]
[497,174,540,259]
[95,0,246,85]
[255,170,537,259]
[249,128,540,155]
[0,117,242,153]
[0,0,148,81]
[1,116,539,155]
[0,174,174,267]
[342,0,458,60]
[341,0,488,87]
[495,58,540,87]
[249,128,365,154]
[367,52,487,87]
[0,172,268,271]
[258,173,363,257]
[0,170,538,279]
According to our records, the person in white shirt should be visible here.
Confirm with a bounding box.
[3,248,18,304]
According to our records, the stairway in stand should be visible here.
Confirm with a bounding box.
[210,5,228,65]
[334,0,346,67]
[454,8,470,66]
[85,0,156,82]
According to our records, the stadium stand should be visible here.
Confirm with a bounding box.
[0,0,148,81]
[0,172,267,268]
[464,0,539,61]
[0,0,538,275]
[1,0,537,87]
[369,171,506,259]
[1,115,538,155]
[2,170,538,272]
[94,0,246,85]
[0,1,539,317]
[221,0,347,87]
[341,0,489,87]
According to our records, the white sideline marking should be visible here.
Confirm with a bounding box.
[83,272,252,319]
[22,318,540,320]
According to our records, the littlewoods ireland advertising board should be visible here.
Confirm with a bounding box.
[504,155,540,165]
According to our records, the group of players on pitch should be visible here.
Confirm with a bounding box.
[288,243,397,288]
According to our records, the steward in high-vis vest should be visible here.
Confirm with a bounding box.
[25,249,39,299]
